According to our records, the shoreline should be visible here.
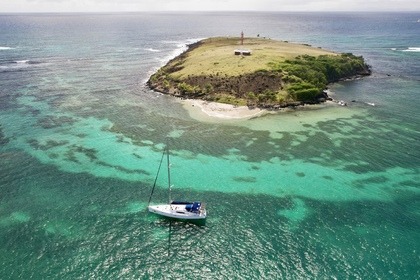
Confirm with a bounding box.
[180,98,339,122]
[180,99,269,120]
[148,37,371,111]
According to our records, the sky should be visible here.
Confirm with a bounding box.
[1,0,419,13]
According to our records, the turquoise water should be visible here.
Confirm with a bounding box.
[1,12,419,278]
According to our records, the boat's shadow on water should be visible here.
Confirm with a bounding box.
[151,214,207,227]
[149,215,207,258]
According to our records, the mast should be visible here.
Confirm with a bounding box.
[147,146,166,207]
[167,145,172,203]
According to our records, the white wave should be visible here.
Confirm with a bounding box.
[0,59,44,72]
[158,38,203,63]
[0,46,14,50]
[143,38,206,84]
[157,43,186,64]
[402,47,420,52]
[0,64,29,72]
[145,48,160,52]
[15,60,29,64]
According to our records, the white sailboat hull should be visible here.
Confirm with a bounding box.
[147,146,207,221]
[148,204,207,220]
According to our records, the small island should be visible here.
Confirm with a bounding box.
[148,36,371,109]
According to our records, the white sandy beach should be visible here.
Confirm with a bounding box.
[181,99,269,121]
[180,98,343,124]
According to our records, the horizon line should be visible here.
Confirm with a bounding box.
[1,10,419,14]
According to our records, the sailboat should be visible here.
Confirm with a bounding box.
[147,146,207,220]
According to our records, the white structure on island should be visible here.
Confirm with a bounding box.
[234,49,252,56]
[235,31,251,55]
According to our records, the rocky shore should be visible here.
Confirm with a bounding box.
[147,37,371,112]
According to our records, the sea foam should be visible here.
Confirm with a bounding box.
[0,46,14,50]
[143,38,203,88]
[0,60,44,72]
[402,47,420,52]
[145,48,160,52]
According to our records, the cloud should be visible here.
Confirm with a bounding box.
[1,0,419,12]
[255,0,420,11]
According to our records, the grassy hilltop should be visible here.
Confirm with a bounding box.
[148,37,371,107]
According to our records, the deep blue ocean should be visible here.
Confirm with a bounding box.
[0,12,419,279]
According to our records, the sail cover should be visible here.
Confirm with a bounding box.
[185,202,201,213]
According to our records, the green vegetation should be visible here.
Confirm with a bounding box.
[148,37,371,107]
[270,53,370,102]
